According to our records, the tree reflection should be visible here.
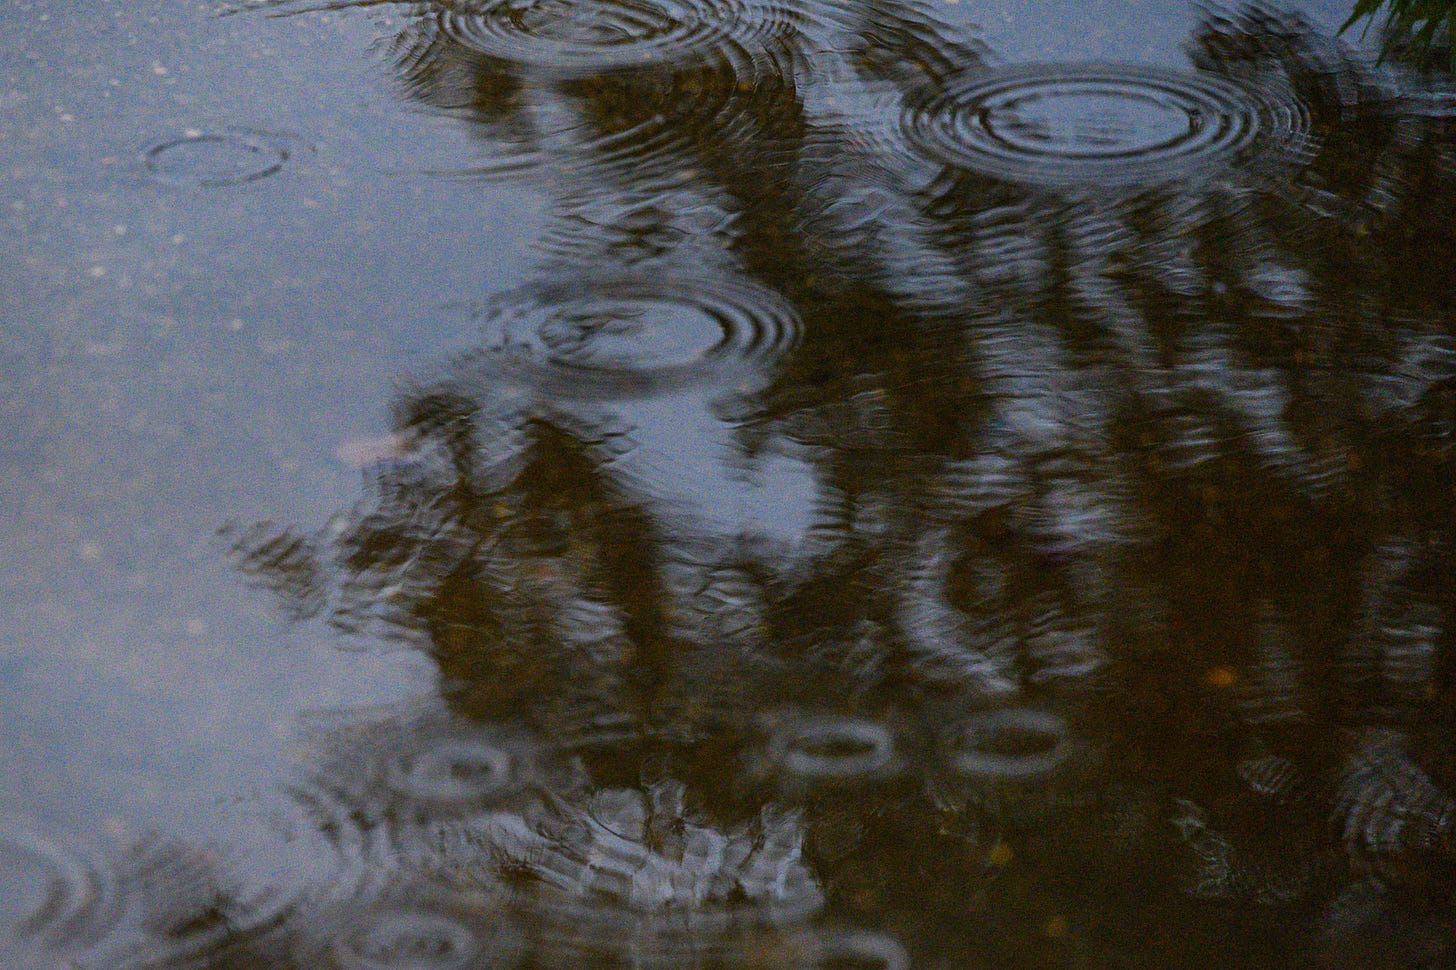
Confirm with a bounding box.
[193,2,1456,969]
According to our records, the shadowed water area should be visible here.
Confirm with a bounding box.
[3,0,1456,966]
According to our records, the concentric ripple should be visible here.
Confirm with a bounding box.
[805,929,910,970]
[468,274,801,398]
[903,63,1312,187]
[764,716,900,782]
[112,835,308,970]
[0,817,121,952]
[336,907,485,970]
[387,737,519,809]
[285,711,541,864]
[946,708,1073,780]
[298,880,525,970]
[432,0,794,78]
[141,128,308,188]
[384,0,799,184]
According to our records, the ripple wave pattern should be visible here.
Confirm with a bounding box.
[429,0,797,78]
[903,62,1313,188]
[0,818,122,958]
[468,274,803,398]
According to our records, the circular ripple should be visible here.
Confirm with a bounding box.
[388,738,519,809]
[433,0,791,78]
[812,931,909,970]
[947,708,1072,780]
[300,880,526,970]
[389,1,795,184]
[904,63,1311,188]
[285,711,542,865]
[766,717,899,781]
[0,818,120,950]
[338,908,483,970]
[142,128,308,188]
[111,834,312,970]
[470,275,801,398]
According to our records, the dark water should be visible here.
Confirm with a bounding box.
[3,0,1456,967]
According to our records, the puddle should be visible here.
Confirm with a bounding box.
[5,0,1456,968]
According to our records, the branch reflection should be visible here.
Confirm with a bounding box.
[72,2,1456,969]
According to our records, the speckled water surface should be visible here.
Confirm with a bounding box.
[3,0,1456,967]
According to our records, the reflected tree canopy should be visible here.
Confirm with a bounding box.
[47,1,1456,969]
[1342,0,1456,66]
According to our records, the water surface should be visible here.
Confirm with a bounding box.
[3,0,1456,967]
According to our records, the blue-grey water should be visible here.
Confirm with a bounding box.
[3,0,1455,967]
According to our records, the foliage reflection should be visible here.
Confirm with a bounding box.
[45,2,1456,969]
